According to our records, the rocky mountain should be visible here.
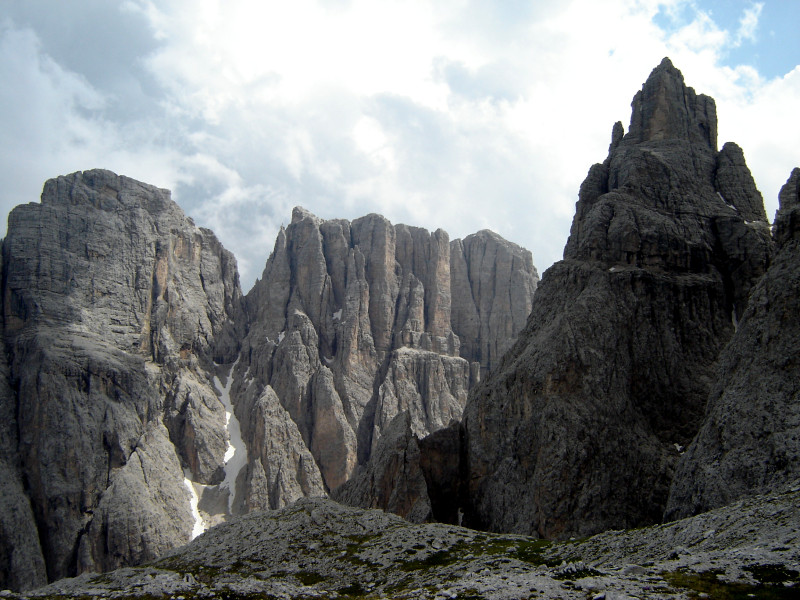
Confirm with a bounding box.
[0,170,243,590]
[11,483,800,600]
[339,58,776,537]
[0,172,537,591]
[665,167,800,519]
[230,208,538,509]
[457,58,775,538]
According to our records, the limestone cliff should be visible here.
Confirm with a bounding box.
[234,208,537,504]
[0,170,242,588]
[457,58,772,538]
[0,171,537,590]
[339,58,775,536]
[458,58,772,538]
[665,167,800,519]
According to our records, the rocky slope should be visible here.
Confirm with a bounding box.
[341,58,775,537]
[0,170,242,589]
[230,207,537,509]
[665,167,800,519]
[13,484,800,600]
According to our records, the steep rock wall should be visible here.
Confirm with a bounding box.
[0,170,242,587]
[459,58,772,538]
[665,168,800,519]
[234,208,538,503]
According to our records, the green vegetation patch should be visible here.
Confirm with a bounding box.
[400,549,460,571]
[552,566,602,580]
[455,590,488,600]
[337,581,368,596]
[744,564,800,585]
[345,533,380,545]
[396,535,560,572]
[295,570,327,585]
[510,539,561,567]
[663,568,800,600]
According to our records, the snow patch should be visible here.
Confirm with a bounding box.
[214,360,248,514]
[323,356,333,365]
[277,331,285,343]
[332,309,342,321]
[183,472,206,540]
[717,192,738,211]
[395,346,426,354]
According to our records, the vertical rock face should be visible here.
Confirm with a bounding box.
[665,167,800,520]
[235,208,538,504]
[458,58,772,538]
[450,230,538,376]
[0,170,242,588]
[331,412,433,523]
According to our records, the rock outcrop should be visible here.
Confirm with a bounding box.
[450,229,538,376]
[0,170,242,588]
[331,412,433,523]
[456,58,772,538]
[665,167,800,519]
[233,207,537,505]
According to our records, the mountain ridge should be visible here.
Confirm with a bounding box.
[0,171,537,591]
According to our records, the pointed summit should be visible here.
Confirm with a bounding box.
[626,57,717,149]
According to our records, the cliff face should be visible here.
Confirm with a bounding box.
[0,171,538,590]
[458,58,772,538]
[0,170,243,588]
[665,168,800,519]
[233,208,537,505]
[458,59,772,539]
[325,59,780,534]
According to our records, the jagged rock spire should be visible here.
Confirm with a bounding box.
[452,59,771,538]
[626,57,717,149]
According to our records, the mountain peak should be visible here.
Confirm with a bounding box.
[626,57,717,149]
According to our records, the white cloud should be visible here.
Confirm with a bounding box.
[1,1,798,291]
[735,2,763,45]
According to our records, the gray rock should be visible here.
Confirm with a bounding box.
[665,168,800,519]
[457,58,772,538]
[77,422,194,574]
[238,207,538,497]
[450,230,538,376]
[14,486,800,600]
[1,170,242,586]
[0,168,533,588]
[234,381,327,512]
[0,246,48,592]
[372,348,469,453]
[332,412,433,523]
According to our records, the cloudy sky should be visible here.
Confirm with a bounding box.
[1,0,798,290]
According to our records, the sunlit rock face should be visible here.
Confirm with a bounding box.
[665,167,800,520]
[234,207,538,503]
[0,169,243,589]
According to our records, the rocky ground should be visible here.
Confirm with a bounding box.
[7,482,799,600]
